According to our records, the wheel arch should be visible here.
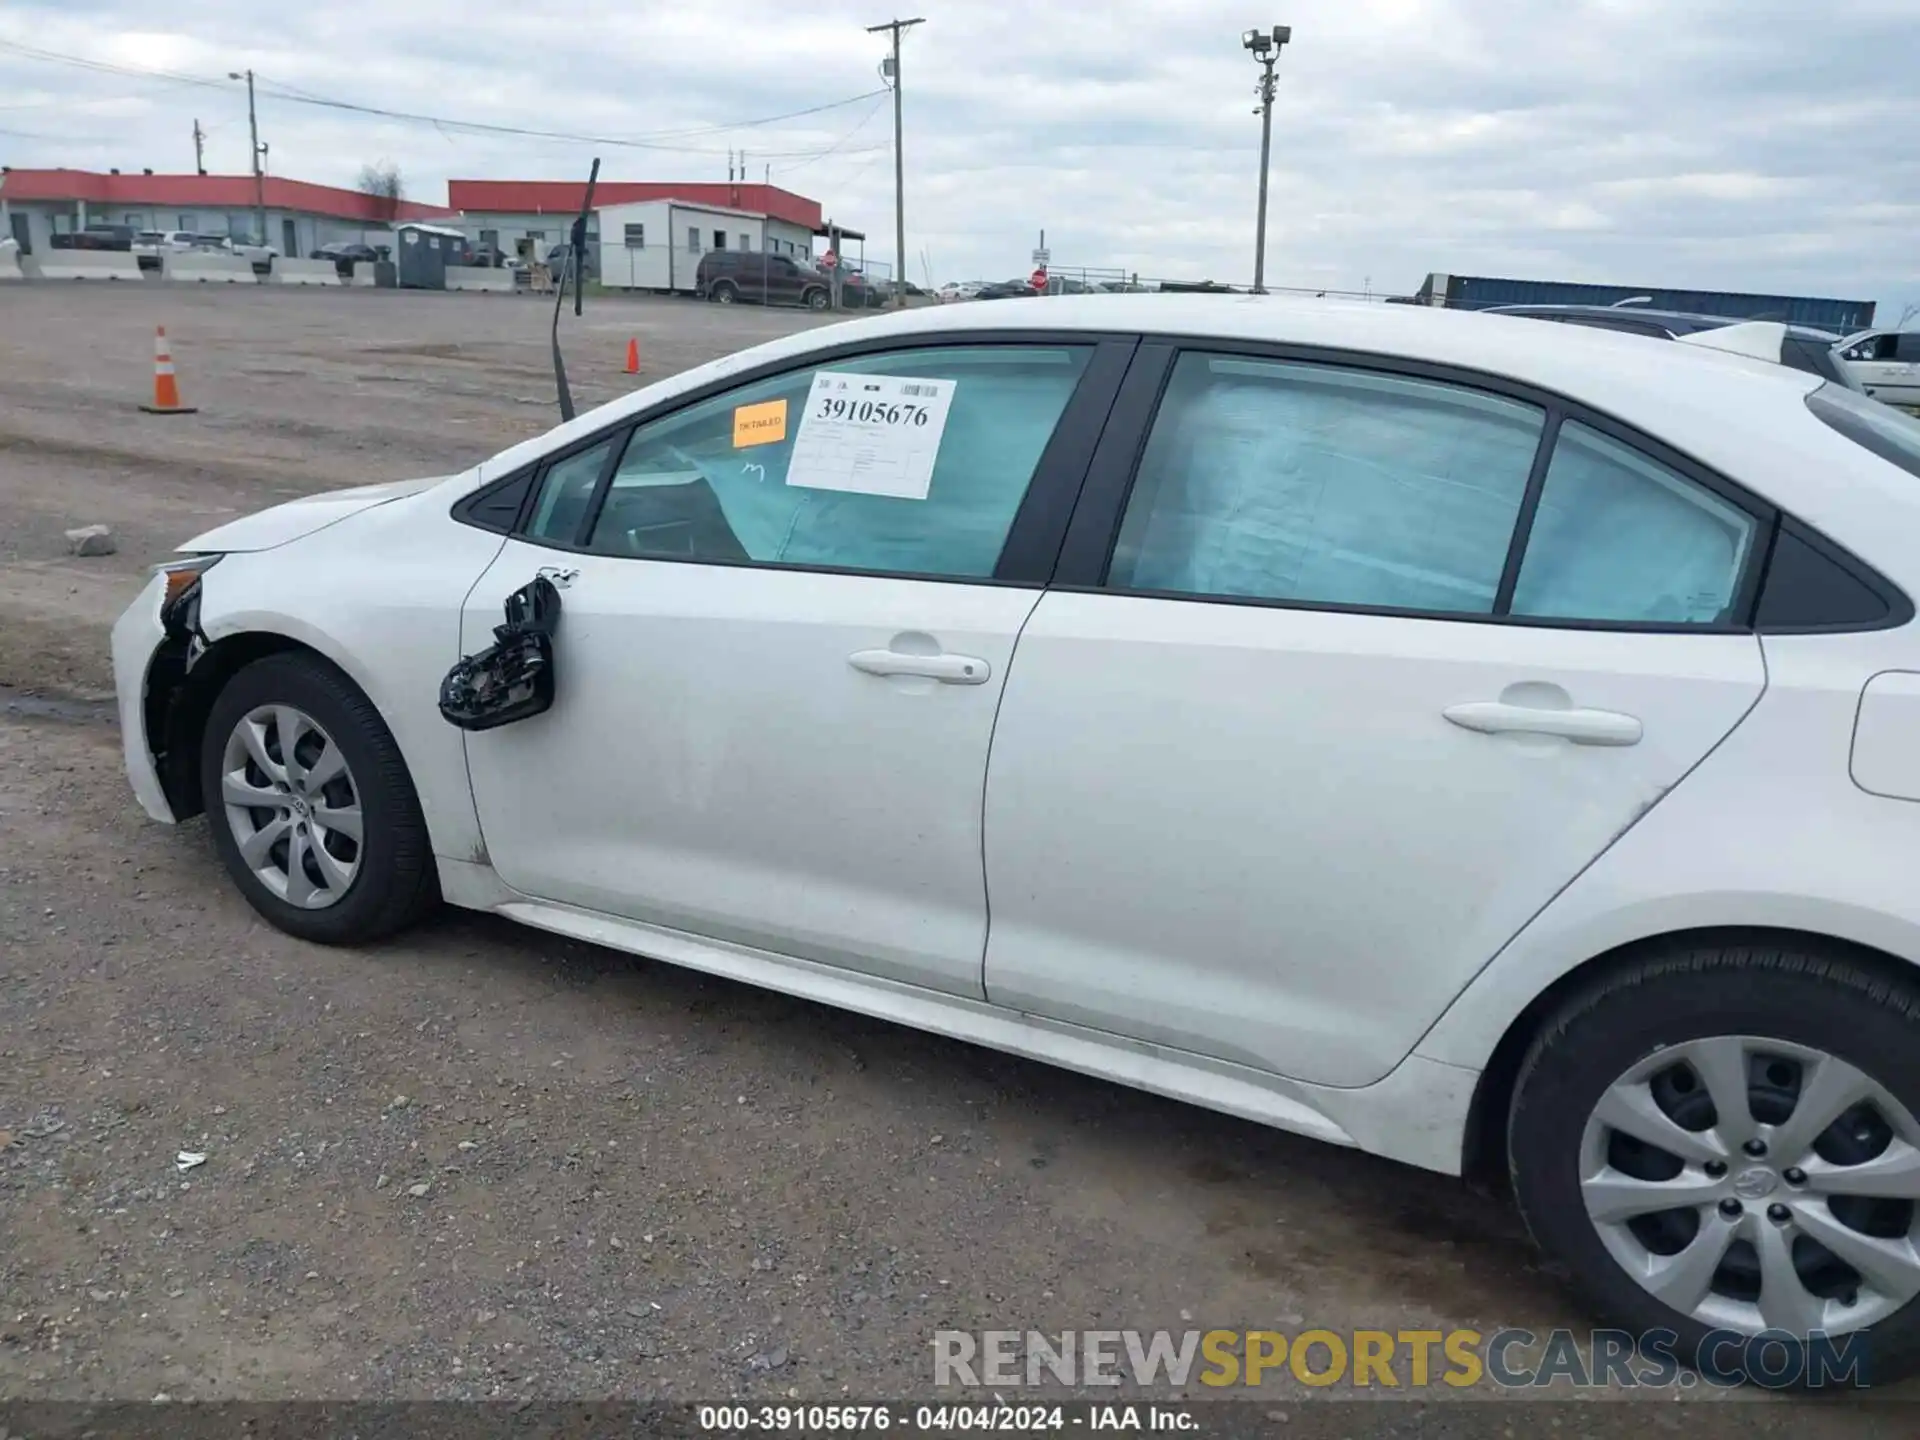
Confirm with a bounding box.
[150,623,383,822]
[1459,924,1920,1191]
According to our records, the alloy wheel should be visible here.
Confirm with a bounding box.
[219,704,363,909]
[1581,1035,1920,1336]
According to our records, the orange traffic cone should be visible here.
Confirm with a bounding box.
[624,337,641,375]
[140,326,197,415]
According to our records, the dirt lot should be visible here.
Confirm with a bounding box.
[0,284,1892,1430]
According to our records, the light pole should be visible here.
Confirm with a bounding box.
[1242,24,1291,295]
[228,69,267,247]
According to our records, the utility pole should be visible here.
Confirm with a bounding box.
[192,119,206,176]
[228,69,266,246]
[867,15,923,308]
[1241,25,1291,294]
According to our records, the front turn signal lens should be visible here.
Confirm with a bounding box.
[155,555,222,609]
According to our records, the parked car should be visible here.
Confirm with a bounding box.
[836,271,890,309]
[544,242,595,282]
[50,223,135,251]
[113,297,1920,1383]
[470,243,510,269]
[1487,304,1864,391]
[311,242,381,268]
[1836,329,1920,409]
[696,248,830,310]
[935,281,984,303]
[226,236,279,266]
[974,277,1041,300]
[132,231,166,260]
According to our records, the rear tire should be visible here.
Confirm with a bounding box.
[805,287,829,311]
[1509,941,1920,1386]
[710,281,737,305]
[199,652,439,945]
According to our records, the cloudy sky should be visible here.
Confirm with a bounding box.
[2,0,1915,314]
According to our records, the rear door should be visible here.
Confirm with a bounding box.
[1889,335,1920,407]
[462,333,1132,999]
[982,344,1771,1087]
[764,256,795,305]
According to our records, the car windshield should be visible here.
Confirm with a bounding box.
[1808,385,1920,480]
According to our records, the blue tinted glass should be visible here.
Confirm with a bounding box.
[1511,422,1756,624]
[587,346,1091,577]
[1110,355,1544,613]
[524,439,615,545]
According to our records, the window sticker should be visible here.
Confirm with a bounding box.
[732,398,788,448]
[784,371,957,500]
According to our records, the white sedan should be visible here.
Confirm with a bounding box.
[113,295,1920,1382]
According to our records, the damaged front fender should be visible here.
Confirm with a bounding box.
[439,575,564,732]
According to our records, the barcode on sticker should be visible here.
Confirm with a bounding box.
[900,383,939,397]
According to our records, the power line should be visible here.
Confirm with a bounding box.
[246,88,889,157]
[0,39,891,157]
[0,39,227,91]
[0,122,121,143]
[0,78,209,111]
[770,94,889,179]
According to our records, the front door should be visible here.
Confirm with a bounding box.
[1842,332,1920,408]
[983,348,1771,1087]
[281,219,298,257]
[463,338,1120,998]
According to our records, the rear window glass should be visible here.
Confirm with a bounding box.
[1807,386,1920,480]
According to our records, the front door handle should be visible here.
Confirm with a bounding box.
[848,649,991,685]
[1443,701,1643,746]
[536,565,579,589]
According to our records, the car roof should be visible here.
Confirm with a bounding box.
[481,293,1920,585]
[1492,303,1841,343]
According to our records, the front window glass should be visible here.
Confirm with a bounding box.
[572,346,1092,578]
[524,439,617,545]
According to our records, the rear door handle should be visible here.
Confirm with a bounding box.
[848,649,991,685]
[1443,701,1642,746]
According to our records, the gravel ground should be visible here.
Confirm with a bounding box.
[0,283,1896,1430]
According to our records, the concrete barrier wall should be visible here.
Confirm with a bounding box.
[445,266,516,293]
[36,250,144,281]
[349,263,378,287]
[274,258,343,286]
[163,252,257,284]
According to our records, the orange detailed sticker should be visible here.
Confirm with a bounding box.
[732,399,788,448]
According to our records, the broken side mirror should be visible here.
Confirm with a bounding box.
[439,575,563,732]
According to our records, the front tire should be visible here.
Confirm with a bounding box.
[200,652,438,945]
[1509,941,1920,1386]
